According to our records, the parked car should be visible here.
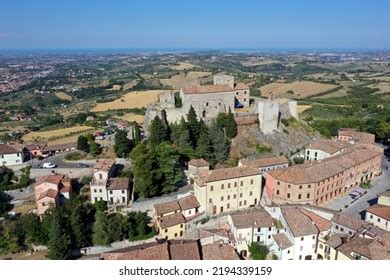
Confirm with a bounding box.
[42,162,56,169]
[77,163,89,168]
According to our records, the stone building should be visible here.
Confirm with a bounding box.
[193,166,262,215]
[265,144,383,206]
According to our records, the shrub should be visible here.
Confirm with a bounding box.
[64,152,82,161]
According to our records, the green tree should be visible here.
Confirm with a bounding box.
[107,213,125,242]
[92,210,110,246]
[155,142,183,194]
[0,189,11,216]
[0,230,20,255]
[209,121,229,164]
[114,129,132,158]
[16,213,43,246]
[187,106,200,147]
[135,211,148,236]
[132,122,141,145]
[196,124,211,160]
[47,209,72,260]
[149,116,169,148]
[77,135,90,152]
[70,205,88,248]
[89,141,102,157]
[177,128,194,158]
[248,243,269,260]
[216,109,237,139]
[93,200,107,211]
[130,143,158,198]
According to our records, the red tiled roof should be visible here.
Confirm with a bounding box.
[94,159,115,172]
[282,206,319,237]
[154,201,181,216]
[107,178,129,190]
[366,204,390,221]
[241,156,289,169]
[308,139,350,155]
[268,145,382,184]
[234,83,250,90]
[0,144,20,154]
[178,195,200,211]
[202,242,240,260]
[33,175,65,188]
[300,208,331,232]
[100,242,170,260]
[169,240,200,260]
[158,212,185,229]
[230,208,274,229]
[331,212,366,231]
[37,189,58,200]
[273,233,293,250]
[195,166,259,186]
[188,158,210,167]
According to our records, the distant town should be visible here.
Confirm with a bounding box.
[0,50,389,260]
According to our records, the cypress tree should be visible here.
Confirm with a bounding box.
[76,135,89,152]
[210,121,229,164]
[47,209,72,260]
[70,205,88,248]
[149,116,169,148]
[187,105,200,147]
[92,210,110,246]
[196,126,211,160]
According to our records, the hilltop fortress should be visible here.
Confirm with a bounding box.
[143,74,298,135]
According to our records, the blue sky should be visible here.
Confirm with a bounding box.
[0,0,389,49]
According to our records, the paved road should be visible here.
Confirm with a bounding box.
[324,158,390,218]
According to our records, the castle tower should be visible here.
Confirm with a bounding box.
[213,74,234,88]
[258,94,279,134]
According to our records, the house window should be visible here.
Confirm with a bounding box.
[240,193,243,198]
[228,183,231,188]
[227,195,230,200]
[250,179,254,185]
[277,181,280,185]
[288,184,291,188]
[189,210,191,215]
[299,185,302,189]
[276,190,280,195]
[99,189,102,193]
[312,236,315,239]
[298,194,302,199]
[299,255,302,260]
[300,246,303,251]
[307,193,310,199]
[233,194,237,199]
[99,173,103,179]
[287,193,290,198]
[110,191,113,194]
[239,201,242,206]
[227,203,230,208]
[180,224,183,228]
[240,181,243,186]
[164,229,168,233]
[221,196,224,201]
[234,182,237,187]
[221,184,224,189]
[244,200,247,205]
[269,227,272,231]
[249,191,253,196]
[122,190,125,194]
[210,185,214,191]
[268,235,271,239]
[301,237,304,241]
[175,233,178,237]
[94,189,97,193]
[209,198,212,203]
[122,197,125,203]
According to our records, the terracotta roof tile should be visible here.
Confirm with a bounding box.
[366,204,390,221]
[158,212,185,229]
[331,212,366,231]
[169,240,200,260]
[107,178,129,190]
[281,206,319,237]
[202,242,240,260]
[241,156,289,169]
[230,208,274,229]
[234,83,250,90]
[178,195,200,211]
[188,158,210,167]
[0,144,20,154]
[195,166,259,186]
[300,208,332,232]
[273,233,293,249]
[94,159,115,172]
[337,236,390,260]
[308,139,350,155]
[37,189,58,200]
[154,201,181,216]
[100,242,170,260]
